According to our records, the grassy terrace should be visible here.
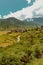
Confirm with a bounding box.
[0,27,43,65]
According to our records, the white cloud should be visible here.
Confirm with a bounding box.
[0,15,2,19]
[26,0,31,4]
[35,7,43,15]
[3,0,43,20]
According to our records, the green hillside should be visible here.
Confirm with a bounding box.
[0,27,43,65]
[0,17,41,30]
[0,17,43,65]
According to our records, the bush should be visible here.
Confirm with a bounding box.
[34,48,42,59]
[0,55,22,65]
[20,50,32,65]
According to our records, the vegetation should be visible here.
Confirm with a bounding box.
[0,17,43,30]
[0,26,43,65]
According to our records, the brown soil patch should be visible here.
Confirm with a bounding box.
[0,43,13,48]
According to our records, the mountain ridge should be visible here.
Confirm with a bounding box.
[0,17,43,30]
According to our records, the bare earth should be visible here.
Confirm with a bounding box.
[0,43,13,47]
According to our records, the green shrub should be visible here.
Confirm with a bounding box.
[34,48,42,59]
[0,55,22,65]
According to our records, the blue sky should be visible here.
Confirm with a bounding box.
[0,0,28,16]
[0,0,35,16]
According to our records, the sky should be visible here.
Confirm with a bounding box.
[0,0,43,20]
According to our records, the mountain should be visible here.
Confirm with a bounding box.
[25,17,43,26]
[0,17,43,30]
[0,17,29,30]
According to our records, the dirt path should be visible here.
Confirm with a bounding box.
[17,36,21,42]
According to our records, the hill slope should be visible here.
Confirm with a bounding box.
[0,17,43,30]
[0,17,29,30]
[25,17,43,26]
